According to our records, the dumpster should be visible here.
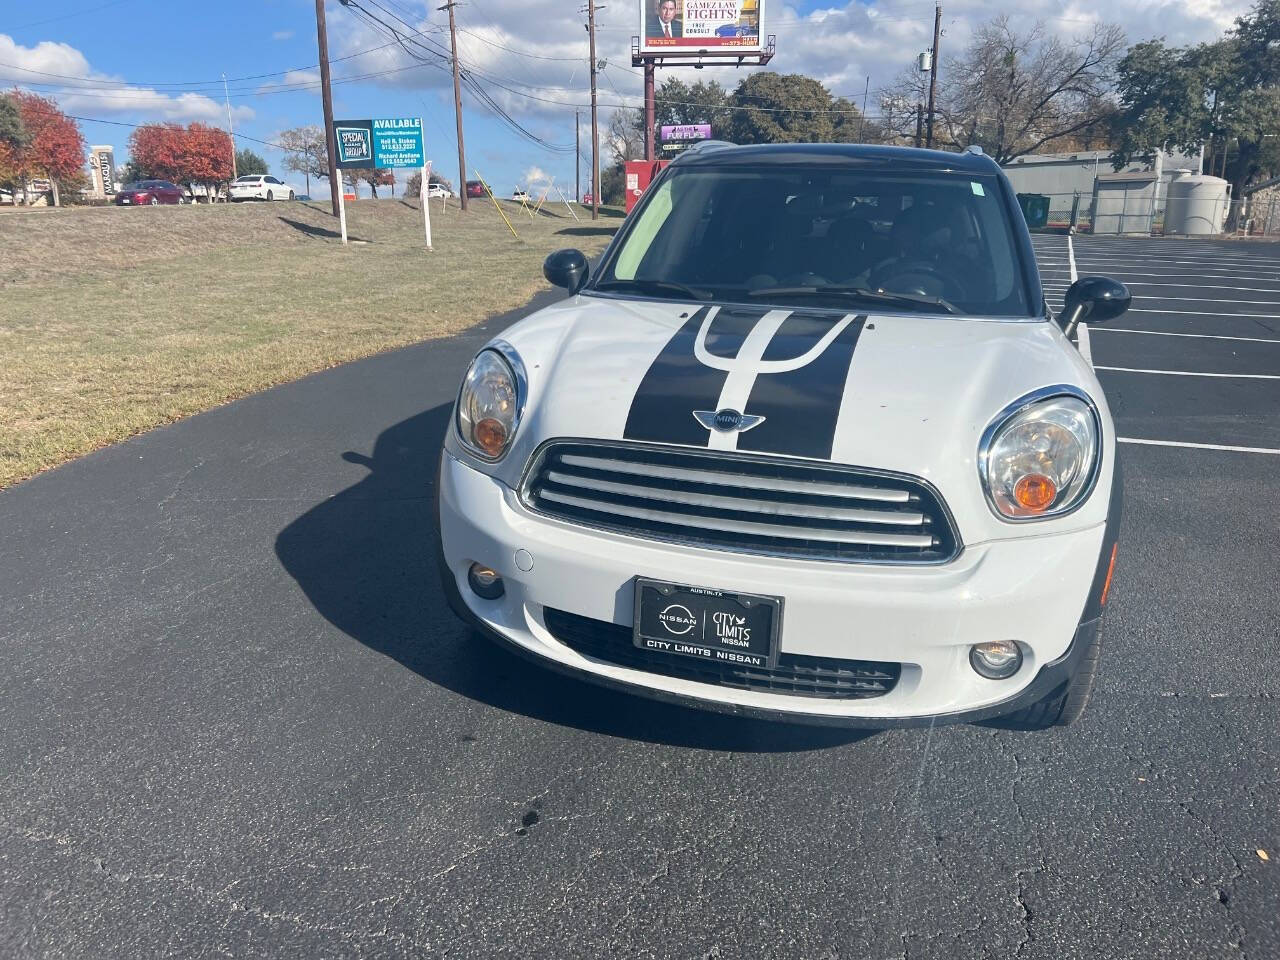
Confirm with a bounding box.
[1016,193,1050,229]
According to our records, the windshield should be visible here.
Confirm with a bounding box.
[595,165,1034,317]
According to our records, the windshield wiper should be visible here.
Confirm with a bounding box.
[747,284,960,315]
[595,278,710,301]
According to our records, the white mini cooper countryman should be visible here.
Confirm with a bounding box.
[434,142,1131,729]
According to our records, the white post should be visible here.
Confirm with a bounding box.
[422,162,433,251]
[554,184,580,221]
[338,178,348,245]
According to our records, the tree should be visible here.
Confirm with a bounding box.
[8,90,86,206]
[182,123,234,199]
[1114,1,1280,218]
[127,123,186,180]
[607,107,645,165]
[725,73,870,144]
[278,125,328,195]
[357,167,394,197]
[601,162,625,204]
[0,93,28,191]
[883,17,1125,162]
[656,78,732,137]
[235,148,268,176]
[127,122,232,198]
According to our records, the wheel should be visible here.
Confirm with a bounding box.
[999,626,1103,729]
[288,190,295,200]
[177,196,185,204]
[149,197,159,205]
[266,190,274,201]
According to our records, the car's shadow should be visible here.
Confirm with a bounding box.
[275,403,872,752]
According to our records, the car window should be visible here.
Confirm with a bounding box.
[596,165,1034,317]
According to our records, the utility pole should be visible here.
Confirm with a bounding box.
[441,0,469,211]
[587,1,600,221]
[314,0,340,217]
[222,73,238,181]
[644,62,655,161]
[915,104,924,148]
[575,110,581,202]
[925,2,941,149]
[856,76,869,143]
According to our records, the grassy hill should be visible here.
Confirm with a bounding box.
[0,197,620,487]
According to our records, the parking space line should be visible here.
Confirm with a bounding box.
[1077,322,1092,364]
[1119,437,1280,455]
[1074,270,1280,283]
[1095,328,1280,344]
[1067,235,1078,282]
[1096,365,1280,379]
[1123,282,1280,293]
[1130,307,1280,319]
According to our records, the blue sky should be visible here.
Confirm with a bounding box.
[1,0,1245,197]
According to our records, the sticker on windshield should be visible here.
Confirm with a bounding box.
[971,181,986,197]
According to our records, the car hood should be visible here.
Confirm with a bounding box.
[458,293,1115,545]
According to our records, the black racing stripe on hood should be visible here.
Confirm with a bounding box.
[736,314,866,460]
[623,306,761,446]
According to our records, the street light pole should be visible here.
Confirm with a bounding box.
[222,73,238,182]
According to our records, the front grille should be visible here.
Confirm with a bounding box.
[544,608,900,700]
[520,440,960,564]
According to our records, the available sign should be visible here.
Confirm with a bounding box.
[333,117,425,169]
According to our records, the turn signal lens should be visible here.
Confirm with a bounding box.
[1013,473,1057,512]
[473,417,508,457]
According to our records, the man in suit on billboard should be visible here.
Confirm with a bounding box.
[645,0,682,38]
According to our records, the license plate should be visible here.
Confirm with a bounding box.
[633,578,781,669]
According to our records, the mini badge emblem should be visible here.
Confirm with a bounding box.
[693,408,766,433]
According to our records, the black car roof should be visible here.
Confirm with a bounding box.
[670,141,999,174]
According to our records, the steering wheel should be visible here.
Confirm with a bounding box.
[872,260,967,301]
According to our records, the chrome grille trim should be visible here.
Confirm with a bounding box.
[520,440,962,565]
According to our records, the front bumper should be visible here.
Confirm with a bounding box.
[436,450,1112,726]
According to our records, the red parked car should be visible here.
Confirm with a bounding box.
[465,180,485,199]
[115,180,186,206]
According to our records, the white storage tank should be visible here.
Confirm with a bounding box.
[1164,173,1230,235]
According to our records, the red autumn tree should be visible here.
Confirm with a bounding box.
[8,90,86,206]
[127,123,187,181]
[180,123,233,197]
[128,122,232,199]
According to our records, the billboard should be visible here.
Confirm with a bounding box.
[659,123,712,157]
[639,0,763,54]
[333,117,425,169]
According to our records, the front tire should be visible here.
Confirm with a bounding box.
[999,626,1103,729]
[149,197,159,206]
[266,190,274,202]
[288,190,295,200]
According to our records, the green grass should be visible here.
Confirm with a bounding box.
[0,197,620,488]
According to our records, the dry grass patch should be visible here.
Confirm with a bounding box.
[0,198,620,487]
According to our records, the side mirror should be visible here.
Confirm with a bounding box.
[543,248,590,294]
[1061,276,1131,336]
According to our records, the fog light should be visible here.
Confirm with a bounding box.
[467,562,504,599]
[970,640,1023,679]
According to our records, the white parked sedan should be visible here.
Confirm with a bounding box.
[227,175,296,202]
[425,183,453,199]
[435,142,1132,730]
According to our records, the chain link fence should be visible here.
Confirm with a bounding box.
[1020,189,1280,238]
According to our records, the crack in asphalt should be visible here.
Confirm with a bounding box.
[1178,800,1249,958]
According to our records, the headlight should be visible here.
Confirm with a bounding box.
[456,346,523,461]
[979,388,1100,520]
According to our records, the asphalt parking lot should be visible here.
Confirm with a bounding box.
[3,241,1278,959]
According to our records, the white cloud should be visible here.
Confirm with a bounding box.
[522,165,552,185]
[0,33,254,126]
[280,69,321,87]
[273,30,295,40]
[325,0,1251,131]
